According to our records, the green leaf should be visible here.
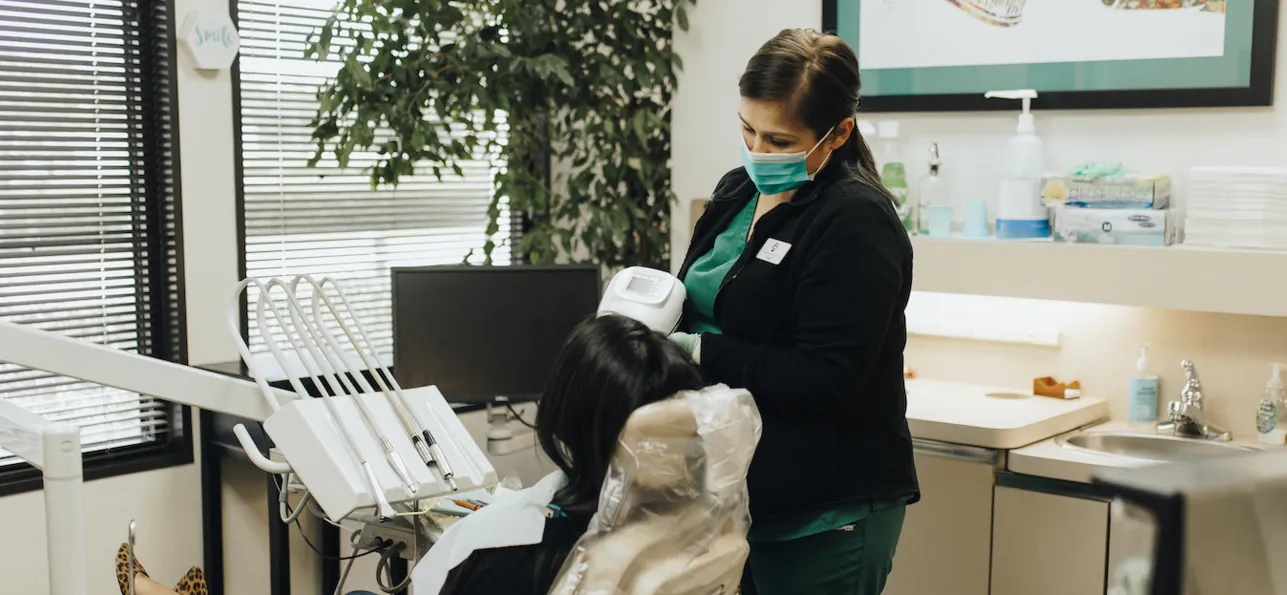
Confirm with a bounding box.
[632,111,648,144]
[553,61,574,87]
[676,5,689,32]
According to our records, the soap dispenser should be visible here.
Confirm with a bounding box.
[985,89,1049,240]
[1128,345,1159,428]
[1256,363,1287,445]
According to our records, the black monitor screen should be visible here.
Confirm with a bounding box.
[392,265,601,403]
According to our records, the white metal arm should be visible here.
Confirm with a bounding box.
[0,319,294,423]
[0,398,85,595]
[0,319,293,595]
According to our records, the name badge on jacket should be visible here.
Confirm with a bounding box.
[756,239,792,265]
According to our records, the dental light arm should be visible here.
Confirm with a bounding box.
[0,318,294,423]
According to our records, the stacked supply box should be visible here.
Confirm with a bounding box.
[1186,167,1287,250]
[1042,172,1174,246]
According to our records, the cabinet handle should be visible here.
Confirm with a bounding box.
[912,438,1002,465]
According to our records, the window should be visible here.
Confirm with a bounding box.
[235,0,510,358]
[0,0,187,489]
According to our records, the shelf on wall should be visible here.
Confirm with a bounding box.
[911,237,1287,318]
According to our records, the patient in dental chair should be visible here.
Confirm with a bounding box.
[418,313,762,595]
[429,314,710,594]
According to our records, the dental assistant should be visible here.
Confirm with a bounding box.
[669,29,919,595]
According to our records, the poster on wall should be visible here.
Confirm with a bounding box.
[824,0,1279,110]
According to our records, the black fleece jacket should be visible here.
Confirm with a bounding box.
[679,164,919,521]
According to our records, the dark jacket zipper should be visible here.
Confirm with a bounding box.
[710,186,823,321]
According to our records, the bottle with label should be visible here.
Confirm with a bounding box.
[1256,363,1287,445]
[1128,345,1159,427]
[918,143,949,235]
[878,121,913,232]
[985,89,1050,240]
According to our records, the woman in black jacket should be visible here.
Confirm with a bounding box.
[668,28,918,595]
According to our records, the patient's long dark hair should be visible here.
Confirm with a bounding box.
[440,315,704,595]
[537,314,705,516]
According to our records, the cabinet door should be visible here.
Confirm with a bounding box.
[991,486,1110,595]
[884,452,995,595]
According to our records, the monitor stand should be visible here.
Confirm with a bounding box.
[486,396,537,457]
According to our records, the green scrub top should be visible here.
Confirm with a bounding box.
[681,195,875,544]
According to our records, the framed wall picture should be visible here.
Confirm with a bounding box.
[824,0,1280,111]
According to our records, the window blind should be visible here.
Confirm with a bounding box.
[0,0,183,468]
[236,0,510,356]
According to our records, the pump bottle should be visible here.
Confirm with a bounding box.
[985,89,1049,240]
[1128,345,1159,427]
[1257,363,1287,445]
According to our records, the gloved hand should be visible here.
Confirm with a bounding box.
[668,332,701,363]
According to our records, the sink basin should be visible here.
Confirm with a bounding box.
[1056,430,1258,462]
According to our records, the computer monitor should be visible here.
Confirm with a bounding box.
[391,265,601,404]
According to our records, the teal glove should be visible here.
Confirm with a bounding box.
[668,332,701,362]
[1068,162,1126,179]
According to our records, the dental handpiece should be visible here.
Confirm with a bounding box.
[311,276,461,491]
[415,430,457,491]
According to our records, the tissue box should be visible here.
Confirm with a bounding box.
[1054,207,1174,247]
[1042,173,1171,209]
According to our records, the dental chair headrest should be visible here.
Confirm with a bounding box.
[549,385,762,595]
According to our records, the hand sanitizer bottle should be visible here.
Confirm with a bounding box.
[1257,363,1287,445]
[985,89,1049,240]
[1128,345,1159,428]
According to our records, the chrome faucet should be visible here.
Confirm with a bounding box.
[1156,360,1231,441]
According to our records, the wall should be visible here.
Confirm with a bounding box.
[672,1,1287,440]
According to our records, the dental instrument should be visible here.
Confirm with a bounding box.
[0,275,495,595]
[254,278,405,518]
[311,275,457,491]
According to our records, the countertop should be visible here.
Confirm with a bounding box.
[906,378,1110,450]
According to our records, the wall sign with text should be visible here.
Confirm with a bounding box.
[179,11,242,71]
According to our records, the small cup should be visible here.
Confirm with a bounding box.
[963,201,990,238]
[927,205,954,238]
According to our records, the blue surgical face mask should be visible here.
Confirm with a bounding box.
[741,126,836,195]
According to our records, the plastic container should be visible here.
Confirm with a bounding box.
[878,122,913,232]
[1128,345,1159,427]
[919,143,950,235]
[1256,363,1287,445]
[986,89,1050,240]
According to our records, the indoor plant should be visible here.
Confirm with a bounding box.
[307,0,695,270]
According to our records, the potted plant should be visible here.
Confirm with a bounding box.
[307,0,695,271]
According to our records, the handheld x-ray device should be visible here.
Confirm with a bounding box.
[598,267,686,334]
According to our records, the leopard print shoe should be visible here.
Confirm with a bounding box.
[114,543,150,595]
[174,566,209,595]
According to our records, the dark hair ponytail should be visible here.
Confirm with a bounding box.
[739,28,892,202]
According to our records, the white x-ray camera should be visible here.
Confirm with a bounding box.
[598,266,686,334]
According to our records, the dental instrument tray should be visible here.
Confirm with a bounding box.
[231,275,497,523]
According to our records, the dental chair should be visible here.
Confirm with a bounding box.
[549,385,762,595]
